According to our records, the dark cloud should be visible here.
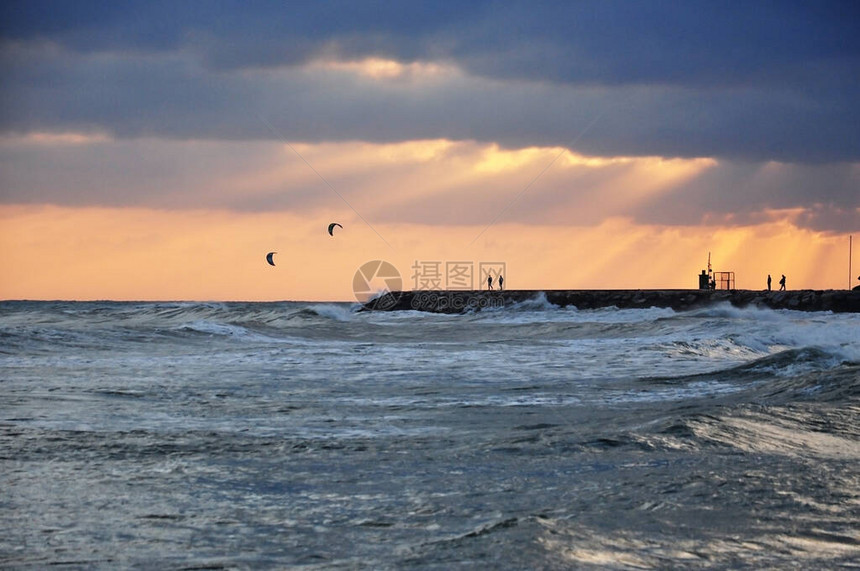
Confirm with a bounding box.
[3,1,858,85]
[1,43,858,163]
[453,2,860,87]
[0,1,476,65]
[1,1,859,162]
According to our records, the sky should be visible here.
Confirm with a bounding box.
[1,0,859,301]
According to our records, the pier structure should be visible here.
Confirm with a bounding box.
[364,289,860,313]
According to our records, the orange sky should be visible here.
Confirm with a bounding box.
[1,203,854,301]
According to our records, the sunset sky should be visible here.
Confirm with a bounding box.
[1,1,858,301]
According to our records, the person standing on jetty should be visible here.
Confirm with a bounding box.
[767,274,772,291]
[779,274,786,291]
[498,275,504,291]
[487,274,494,290]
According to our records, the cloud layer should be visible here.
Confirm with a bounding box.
[2,1,859,162]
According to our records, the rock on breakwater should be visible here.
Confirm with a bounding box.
[364,289,860,313]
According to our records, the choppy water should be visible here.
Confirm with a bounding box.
[1,298,859,569]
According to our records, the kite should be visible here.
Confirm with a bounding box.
[266,252,276,266]
[328,222,343,236]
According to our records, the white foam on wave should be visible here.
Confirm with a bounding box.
[509,291,559,312]
[784,319,860,363]
[481,296,678,326]
[671,302,860,364]
[307,304,355,322]
[738,314,859,364]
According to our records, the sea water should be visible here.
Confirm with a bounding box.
[1,299,858,568]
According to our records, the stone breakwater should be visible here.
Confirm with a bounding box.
[363,289,860,313]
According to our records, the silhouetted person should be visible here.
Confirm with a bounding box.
[498,275,504,291]
[767,274,772,291]
[487,275,493,290]
[710,277,716,290]
[779,274,786,291]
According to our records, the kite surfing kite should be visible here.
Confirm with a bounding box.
[328,222,343,236]
[266,252,277,266]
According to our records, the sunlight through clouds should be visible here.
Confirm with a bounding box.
[310,57,459,82]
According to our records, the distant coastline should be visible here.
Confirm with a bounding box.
[364,289,860,313]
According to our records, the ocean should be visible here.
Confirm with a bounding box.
[1,298,858,569]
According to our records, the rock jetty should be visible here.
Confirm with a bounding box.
[363,289,860,313]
